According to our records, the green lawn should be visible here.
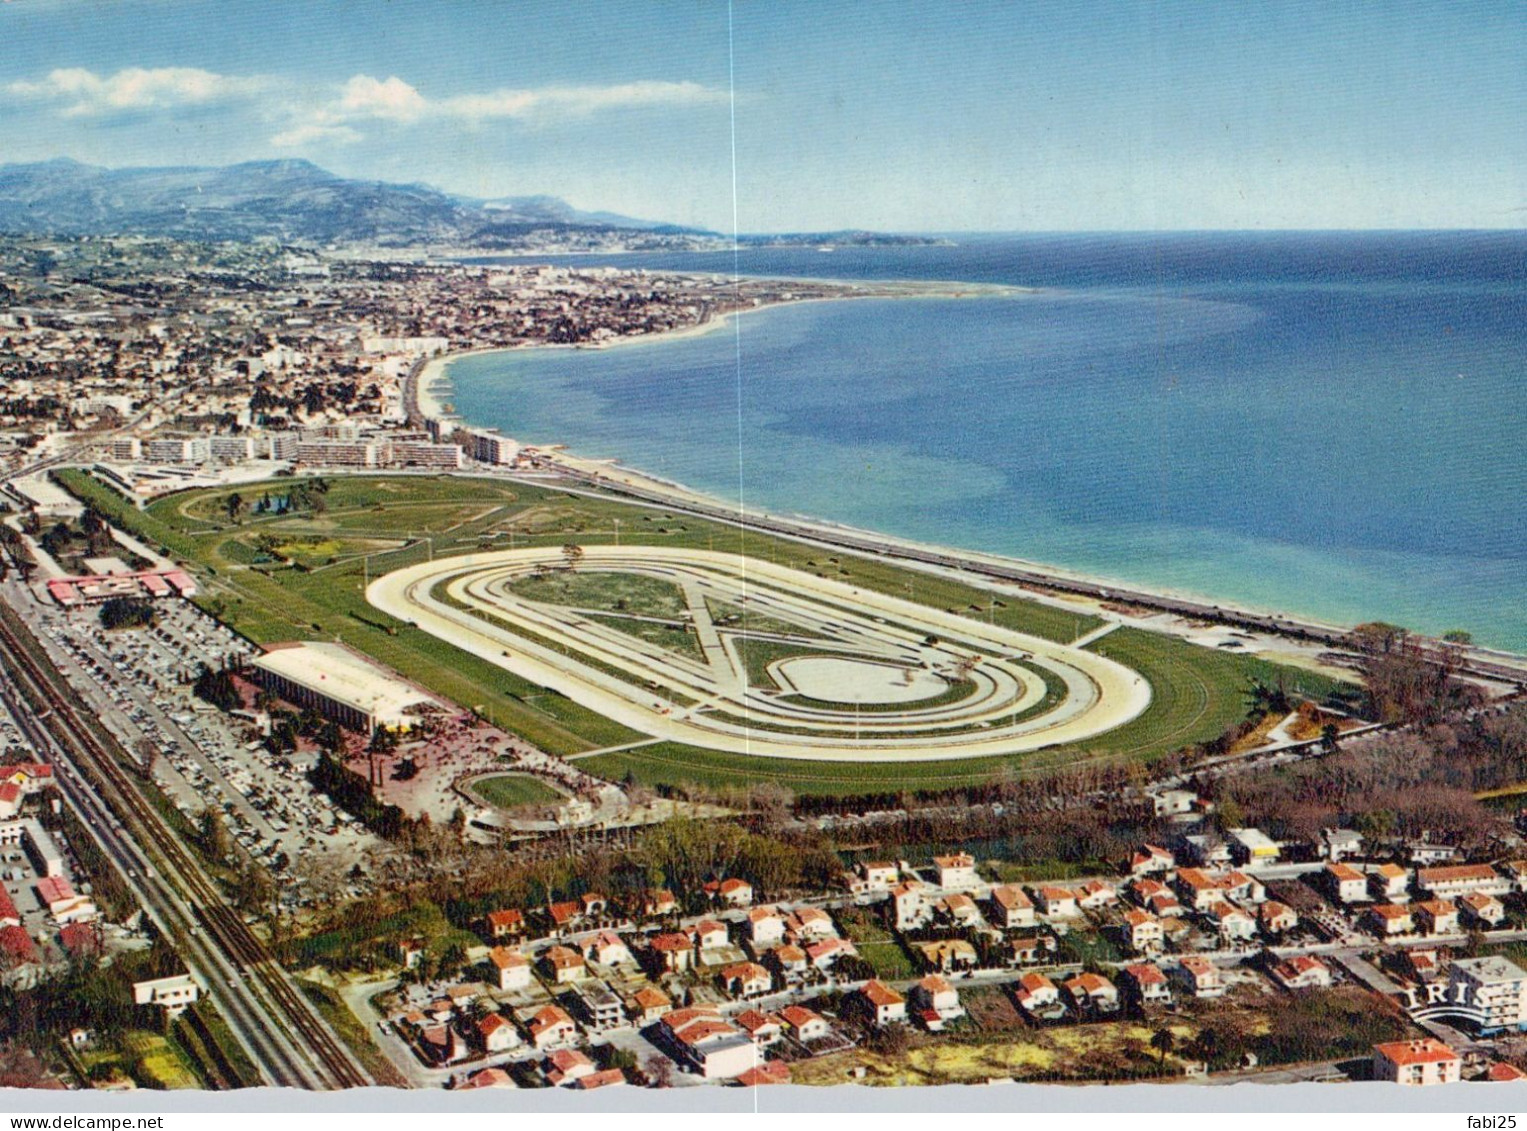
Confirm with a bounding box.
[469,773,566,809]
[1081,627,1349,760]
[837,908,916,979]
[57,471,1357,796]
[507,568,689,618]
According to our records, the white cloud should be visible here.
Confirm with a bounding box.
[337,74,429,122]
[4,64,729,150]
[268,121,362,148]
[438,79,729,121]
[270,74,729,146]
[5,66,268,117]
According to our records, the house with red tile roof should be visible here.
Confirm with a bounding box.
[543,1048,596,1087]
[933,853,978,888]
[539,945,587,985]
[1364,903,1416,937]
[1129,844,1175,877]
[487,946,531,992]
[1373,1038,1461,1086]
[847,979,907,1027]
[779,1005,830,1043]
[1013,972,1064,1018]
[485,909,524,938]
[988,884,1036,929]
[735,1060,790,1086]
[476,1012,521,1053]
[1120,962,1173,1006]
[720,961,773,999]
[1415,899,1460,936]
[573,1068,626,1090]
[1258,900,1299,936]
[691,919,730,951]
[1271,954,1333,990]
[1064,972,1120,1015]
[1173,956,1225,999]
[1122,908,1164,952]
[734,1009,783,1045]
[525,1004,578,1051]
[1461,892,1507,928]
[648,932,695,973]
[910,974,964,1030]
[627,984,672,1025]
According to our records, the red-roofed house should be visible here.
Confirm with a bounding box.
[485,909,524,939]
[848,979,907,1027]
[543,1048,596,1087]
[988,884,1036,929]
[910,974,964,1030]
[540,945,587,984]
[780,1005,830,1043]
[1120,963,1173,1006]
[734,1009,783,1046]
[525,1004,577,1050]
[487,946,531,992]
[1174,956,1225,999]
[720,962,773,999]
[648,932,695,973]
[1271,954,1333,990]
[476,1012,522,1053]
[735,1060,791,1086]
[1373,1038,1461,1086]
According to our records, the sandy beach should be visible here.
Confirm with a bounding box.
[408,274,1028,425]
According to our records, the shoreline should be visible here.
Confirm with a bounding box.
[410,274,1027,422]
[405,290,1527,674]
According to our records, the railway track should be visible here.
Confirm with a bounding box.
[0,600,371,1090]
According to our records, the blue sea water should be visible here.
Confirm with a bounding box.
[447,233,1527,652]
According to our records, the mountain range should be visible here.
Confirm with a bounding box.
[0,158,714,248]
[0,159,943,251]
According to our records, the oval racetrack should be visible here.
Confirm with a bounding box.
[367,547,1151,762]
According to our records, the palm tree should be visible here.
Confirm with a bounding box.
[1150,1025,1176,1070]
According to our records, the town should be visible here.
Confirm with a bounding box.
[0,237,1524,1097]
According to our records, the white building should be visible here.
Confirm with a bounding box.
[1448,956,1527,1034]
[250,642,438,733]
[133,973,203,1017]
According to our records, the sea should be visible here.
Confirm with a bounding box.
[447,232,1527,653]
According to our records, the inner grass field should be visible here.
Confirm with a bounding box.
[467,773,566,809]
[56,470,1355,796]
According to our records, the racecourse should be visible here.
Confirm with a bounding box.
[367,546,1151,762]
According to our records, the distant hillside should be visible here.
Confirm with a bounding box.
[0,158,942,250]
[0,158,714,248]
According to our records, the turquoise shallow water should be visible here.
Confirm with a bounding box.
[448,233,1527,652]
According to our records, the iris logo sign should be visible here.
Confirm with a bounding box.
[1399,982,1488,1026]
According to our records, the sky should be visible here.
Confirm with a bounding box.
[0,0,1522,232]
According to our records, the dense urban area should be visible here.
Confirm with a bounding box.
[0,231,1525,1097]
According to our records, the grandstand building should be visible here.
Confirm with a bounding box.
[250,642,438,733]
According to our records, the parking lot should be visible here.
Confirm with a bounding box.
[30,594,378,911]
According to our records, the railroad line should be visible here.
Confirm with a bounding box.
[0,601,371,1090]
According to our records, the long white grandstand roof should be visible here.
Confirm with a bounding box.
[252,641,436,727]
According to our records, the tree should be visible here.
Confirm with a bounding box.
[198,808,232,860]
[561,542,584,572]
[224,492,246,524]
[1150,1025,1176,1069]
[1320,722,1341,755]
[645,1055,674,1088]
